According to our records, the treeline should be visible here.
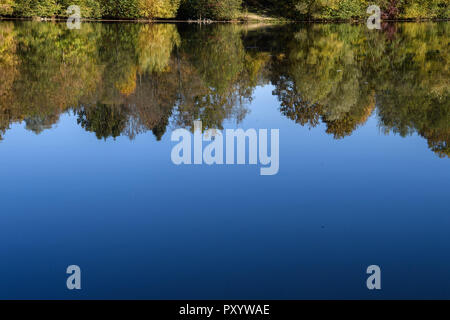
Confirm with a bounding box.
[245,0,449,20]
[0,0,243,20]
[0,0,448,20]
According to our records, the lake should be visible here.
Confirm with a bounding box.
[0,20,449,299]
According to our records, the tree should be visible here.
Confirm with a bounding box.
[77,104,129,140]
[179,0,242,20]
[12,0,60,17]
[136,24,180,74]
[100,0,140,18]
[139,0,181,19]
[0,0,13,15]
[57,0,103,18]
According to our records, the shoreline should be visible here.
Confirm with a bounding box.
[0,16,449,24]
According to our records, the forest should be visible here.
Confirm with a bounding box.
[0,0,448,20]
[0,21,448,157]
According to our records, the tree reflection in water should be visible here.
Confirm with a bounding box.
[0,21,448,157]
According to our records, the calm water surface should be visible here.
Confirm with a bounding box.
[0,21,449,299]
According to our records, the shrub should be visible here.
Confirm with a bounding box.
[179,0,242,20]
[401,0,449,19]
[318,0,366,20]
[13,0,60,17]
[100,0,140,18]
[139,0,181,19]
[0,0,14,15]
[57,0,102,18]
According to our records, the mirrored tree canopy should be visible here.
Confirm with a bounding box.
[0,21,448,157]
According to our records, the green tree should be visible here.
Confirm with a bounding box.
[139,0,181,19]
[77,104,129,140]
[100,0,140,18]
[136,24,180,74]
[243,0,449,20]
[0,22,18,140]
[179,0,242,20]
[0,0,14,15]
[174,25,258,130]
[12,0,60,17]
[57,0,102,18]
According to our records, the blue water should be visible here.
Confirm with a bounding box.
[0,21,449,299]
[0,85,448,299]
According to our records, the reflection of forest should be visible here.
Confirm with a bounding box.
[0,21,448,157]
